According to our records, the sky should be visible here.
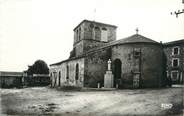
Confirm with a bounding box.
[0,0,184,72]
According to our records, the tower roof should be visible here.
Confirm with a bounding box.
[73,19,117,31]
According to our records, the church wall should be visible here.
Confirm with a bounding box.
[50,58,85,87]
[74,41,84,57]
[84,48,111,88]
[111,43,164,88]
[83,40,106,52]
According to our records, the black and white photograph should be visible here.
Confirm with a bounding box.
[0,0,184,115]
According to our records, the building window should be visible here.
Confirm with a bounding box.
[172,47,180,55]
[128,54,131,60]
[95,26,101,41]
[78,28,81,41]
[101,27,108,42]
[172,58,179,67]
[102,27,107,30]
[66,65,69,80]
[58,71,61,86]
[171,71,179,81]
[76,30,78,42]
[75,63,79,80]
[90,23,94,28]
[133,49,141,58]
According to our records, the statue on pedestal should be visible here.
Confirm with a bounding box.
[108,59,111,71]
[104,59,114,88]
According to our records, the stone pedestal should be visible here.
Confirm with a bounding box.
[104,71,114,88]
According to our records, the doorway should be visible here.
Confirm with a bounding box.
[113,59,122,88]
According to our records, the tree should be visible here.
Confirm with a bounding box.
[27,60,49,75]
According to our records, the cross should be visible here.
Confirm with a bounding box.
[136,28,139,34]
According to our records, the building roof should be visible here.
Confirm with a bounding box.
[73,19,117,31]
[163,39,184,46]
[109,34,159,45]
[87,34,160,53]
[0,71,23,77]
[50,55,85,66]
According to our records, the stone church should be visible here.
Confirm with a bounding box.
[50,20,167,89]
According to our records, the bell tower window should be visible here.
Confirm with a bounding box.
[76,30,79,42]
[95,26,100,41]
[78,28,81,41]
[101,27,108,42]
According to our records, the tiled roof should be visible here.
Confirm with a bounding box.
[87,34,160,53]
[73,19,117,31]
[109,34,159,45]
[163,39,184,46]
[50,55,85,66]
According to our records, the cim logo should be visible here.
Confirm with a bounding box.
[161,103,173,109]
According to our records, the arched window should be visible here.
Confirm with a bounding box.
[95,26,100,30]
[78,28,81,41]
[75,63,79,80]
[58,71,61,86]
[101,27,108,42]
[66,65,69,80]
[76,30,78,42]
[95,26,101,41]
[102,27,107,30]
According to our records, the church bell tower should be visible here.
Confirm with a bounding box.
[70,20,117,58]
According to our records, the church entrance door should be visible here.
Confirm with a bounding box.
[113,59,122,88]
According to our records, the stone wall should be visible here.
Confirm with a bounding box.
[50,58,85,87]
[84,48,111,88]
[74,41,84,57]
[111,43,165,88]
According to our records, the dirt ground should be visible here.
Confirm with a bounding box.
[0,87,183,116]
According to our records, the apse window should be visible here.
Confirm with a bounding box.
[172,58,179,67]
[133,50,141,58]
[172,47,180,55]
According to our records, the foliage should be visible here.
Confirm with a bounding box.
[27,60,49,75]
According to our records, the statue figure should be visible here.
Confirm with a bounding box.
[108,59,111,71]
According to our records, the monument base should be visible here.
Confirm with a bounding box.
[104,70,114,88]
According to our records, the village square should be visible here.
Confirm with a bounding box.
[0,0,184,116]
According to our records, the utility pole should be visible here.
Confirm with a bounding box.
[171,0,184,18]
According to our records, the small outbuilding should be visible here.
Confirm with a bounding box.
[0,71,23,88]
